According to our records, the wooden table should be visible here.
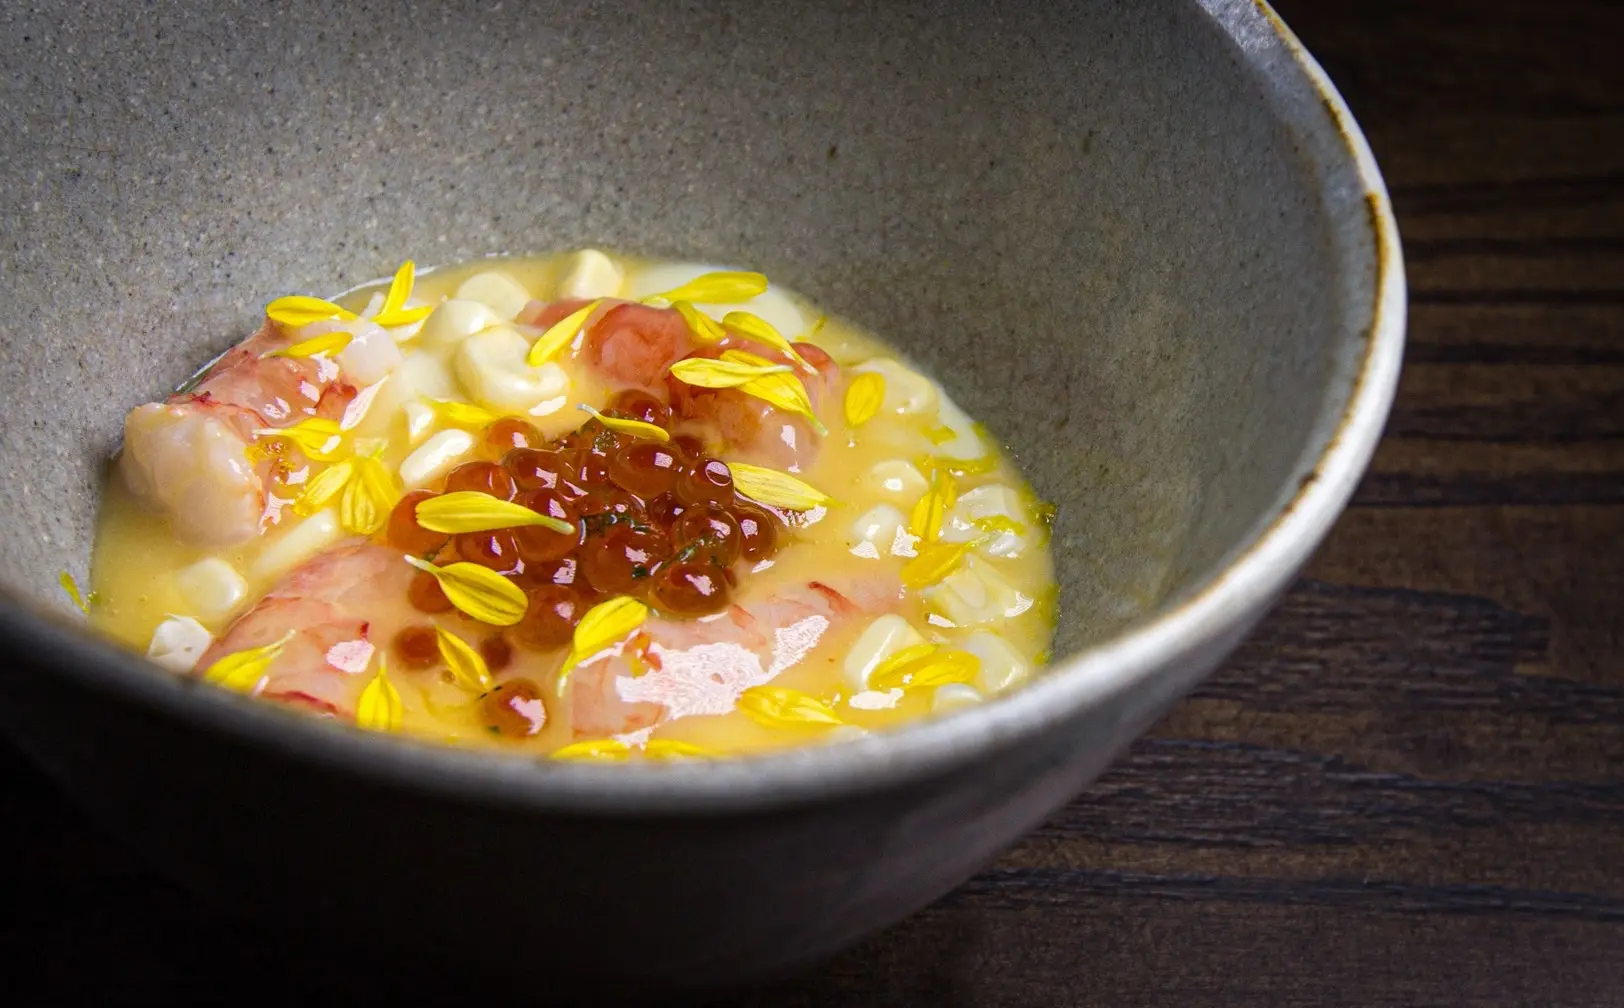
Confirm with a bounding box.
[5,2,1621,1004]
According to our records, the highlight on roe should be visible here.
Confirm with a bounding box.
[83,251,1057,760]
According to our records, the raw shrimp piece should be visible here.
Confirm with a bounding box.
[521,298,695,389]
[118,320,360,547]
[197,542,413,717]
[569,575,900,738]
[520,298,838,466]
[664,340,839,468]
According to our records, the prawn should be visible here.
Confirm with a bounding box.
[200,540,899,745]
[519,298,840,468]
[118,319,361,548]
[569,575,900,739]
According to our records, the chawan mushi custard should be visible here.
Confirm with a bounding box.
[86,252,1056,759]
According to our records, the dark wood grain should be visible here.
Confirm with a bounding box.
[4,2,1622,1005]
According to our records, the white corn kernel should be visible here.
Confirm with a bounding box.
[558,249,624,299]
[399,428,475,488]
[252,508,344,582]
[333,320,403,385]
[959,631,1033,693]
[862,459,928,504]
[931,682,984,714]
[455,326,570,416]
[843,614,927,690]
[174,558,248,624]
[851,358,938,416]
[848,503,907,559]
[942,484,1029,557]
[401,399,437,445]
[921,555,1033,627]
[930,393,986,461]
[419,298,502,350]
[147,615,213,674]
[454,270,533,320]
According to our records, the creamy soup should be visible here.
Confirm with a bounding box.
[87,252,1055,759]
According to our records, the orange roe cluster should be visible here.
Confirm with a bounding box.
[389,389,786,655]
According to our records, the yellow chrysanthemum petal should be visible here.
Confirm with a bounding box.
[643,739,714,760]
[203,629,297,693]
[526,299,602,367]
[726,462,831,511]
[672,300,727,344]
[265,295,358,328]
[340,455,398,535]
[737,686,845,728]
[578,403,670,443]
[721,311,813,372]
[381,260,414,319]
[869,646,980,691]
[557,596,649,694]
[255,417,345,462]
[901,540,975,590]
[668,357,793,389]
[843,372,886,427]
[355,659,403,732]
[261,331,353,360]
[435,626,495,693]
[643,271,767,306]
[404,556,528,626]
[429,398,504,428]
[294,459,356,516]
[58,571,89,615]
[552,739,632,761]
[415,490,575,535]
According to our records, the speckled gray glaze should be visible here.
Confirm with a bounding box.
[0,0,1402,997]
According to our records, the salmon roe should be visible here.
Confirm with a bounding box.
[400,369,805,643]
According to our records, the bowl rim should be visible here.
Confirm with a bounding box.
[0,0,1406,815]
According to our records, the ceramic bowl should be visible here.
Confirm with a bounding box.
[0,0,1402,997]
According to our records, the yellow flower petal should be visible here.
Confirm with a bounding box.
[429,398,503,428]
[340,455,399,535]
[265,295,358,328]
[971,515,1026,537]
[551,739,631,761]
[261,331,354,360]
[435,626,495,693]
[917,453,999,477]
[643,739,714,760]
[843,372,886,427]
[416,490,576,535]
[203,629,297,693]
[578,403,671,443]
[374,303,437,328]
[717,350,826,435]
[294,459,356,516]
[380,260,414,319]
[255,417,345,462]
[901,540,975,590]
[355,658,403,732]
[643,270,767,306]
[737,686,845,728]
[869,646,980,691]
[866,642,940,691]
[907,469,957,544]
[726,462,831,511]
[721,311,814,372]
[404,556,528,626]
[672,300,727,344]
[668,357,793,389]
[557,596,649,694]
[526,299,602,367]
[58,571,89,615]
